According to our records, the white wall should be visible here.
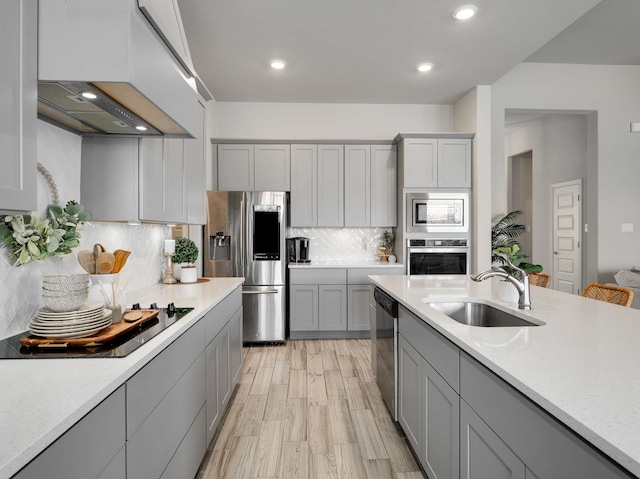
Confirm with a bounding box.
[493,63,640,281]
[208,102,453,139]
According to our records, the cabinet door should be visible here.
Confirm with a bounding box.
[438,138,471,187]
[347,285,372,332]
[140,137,186,223]
[319,284,347,331]
[398,334,424,458]
[290,144,318,226]
[205,339,220,445]
[460,400,525,479]
[344,145,370,227]
[402,139,437,188]
[184,98,206,225]
[424,361,459,479]
[317,145,344,227]
[217,324,231,408]
[0,0,37,213]
[218,144,254,191]
[289,284,319,331]
[229,306,243,385]
[370,145,397,227]
[255,144,291,191]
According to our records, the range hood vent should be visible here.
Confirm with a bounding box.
[37,0,199,138]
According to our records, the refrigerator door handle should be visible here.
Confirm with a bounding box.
[242,289,279,295]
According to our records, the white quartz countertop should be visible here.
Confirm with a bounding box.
[370,274,640,477]
[0,277,244,479]
[289,260,404,268]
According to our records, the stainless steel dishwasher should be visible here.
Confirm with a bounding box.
[374,287,398,420]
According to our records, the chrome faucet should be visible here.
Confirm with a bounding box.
[470,253,532,310]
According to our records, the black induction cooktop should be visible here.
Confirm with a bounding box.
[0,304,194,359]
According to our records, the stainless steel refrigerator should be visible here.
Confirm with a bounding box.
[204,191,287,343]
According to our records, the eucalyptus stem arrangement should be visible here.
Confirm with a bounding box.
[0,200,89,266]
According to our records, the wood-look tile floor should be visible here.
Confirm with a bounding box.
[198,339,424,479]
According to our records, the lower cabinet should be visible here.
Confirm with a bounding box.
[460,400,524,479]
[319,284,347,331]
[14,386,126,479]
[396,300,636,479]
[398,334,459,479]
[347,285,372,331]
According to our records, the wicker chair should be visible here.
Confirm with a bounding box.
[580,282,634,307]
[528,272,551,288]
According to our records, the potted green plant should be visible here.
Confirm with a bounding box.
[381,230,395,253]
[172,237,199,283]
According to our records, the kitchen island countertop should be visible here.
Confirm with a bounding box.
[0,277,244,479]
[370,274,640,477]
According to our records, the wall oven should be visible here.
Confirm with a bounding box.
[406,192,469,233]
[407,238,469,275]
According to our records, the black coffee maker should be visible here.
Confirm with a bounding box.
[288,237,311,263]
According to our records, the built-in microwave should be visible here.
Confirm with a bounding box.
[406,192,469,233]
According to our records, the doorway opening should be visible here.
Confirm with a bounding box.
[508,150,533,261]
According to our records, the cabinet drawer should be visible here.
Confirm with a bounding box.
[127,352,206,479]
[399,306,459,392]
[127,320,205,438]
[159,405,206,479]
[460,352,633,479]
[205,286,242,345]
[347,266,404,284]
[290,268,346,285]
[14,386,125,479]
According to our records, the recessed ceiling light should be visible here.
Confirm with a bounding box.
[453,5,478,20]
[270,60,286,70]
[417,63,434,73]
[135,125,148,131]
[81,92,98,100]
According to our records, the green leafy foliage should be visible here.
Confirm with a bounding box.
[380,230,395,251]
[492,244,543,275]
[0,201,89,266]
[172,237,199,264]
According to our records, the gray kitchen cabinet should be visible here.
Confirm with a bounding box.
[289,284,319,331]
[204,288,243,444]
[347,285,372,331]
[399,137,471,188]
[140,137,186,223]
[317,145,344,227]
[398,331,459,479]
[460,399,525,479]
[370,145,397,227]
[14,386,126,479]
[184,97,207,225]
[217,144,290,191]
[319,284,348,331]
[344,145,371,227]
[0,0,37,213]
[459,352,634,479]
[290,144,318,226]
[82,132,204,224]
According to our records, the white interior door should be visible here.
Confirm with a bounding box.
[551,180,582,294]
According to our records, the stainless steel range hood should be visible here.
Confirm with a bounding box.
[38,0,199,137]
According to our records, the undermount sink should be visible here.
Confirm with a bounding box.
[427,302,542,327]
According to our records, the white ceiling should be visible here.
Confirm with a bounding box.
[176,0,638,105]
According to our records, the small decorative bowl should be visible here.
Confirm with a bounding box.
[43,273,90,287]
[42,282,90,293]
[42,291,89,312]
[42,286,90,297]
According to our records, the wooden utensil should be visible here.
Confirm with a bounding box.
[112,250,131,273]
[77,250,96,274]
[97,252,115,274]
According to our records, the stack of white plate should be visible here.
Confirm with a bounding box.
[30,301,112,339]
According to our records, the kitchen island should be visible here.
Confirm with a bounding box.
[0,277,244,479]
[370,274,640,478]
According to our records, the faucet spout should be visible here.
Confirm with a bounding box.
[470,268,532,310]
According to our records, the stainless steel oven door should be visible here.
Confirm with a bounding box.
[408,247,468,275]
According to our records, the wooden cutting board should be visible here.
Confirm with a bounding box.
[20,309,160,349]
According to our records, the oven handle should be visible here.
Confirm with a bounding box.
[408,247,469,254]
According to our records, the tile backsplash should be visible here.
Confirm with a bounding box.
[288,227,394,262]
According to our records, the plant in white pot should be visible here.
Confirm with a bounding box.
[172,238,199,283]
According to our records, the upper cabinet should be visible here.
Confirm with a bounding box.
[290,145,318,226]
[398,135,472,189]
[0,0,37,213]
[317,145,344,227]
[217,144,291,192]
[82,97,208,224]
